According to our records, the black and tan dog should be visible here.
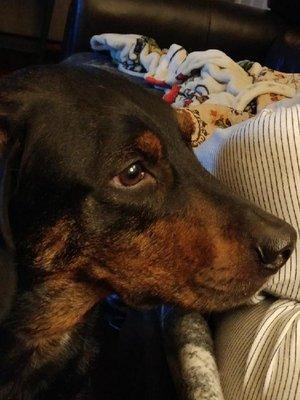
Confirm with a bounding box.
[0,64,296,399]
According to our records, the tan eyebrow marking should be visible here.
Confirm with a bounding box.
[135,131,163,160]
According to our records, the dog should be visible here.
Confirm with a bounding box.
[0,64,296,400]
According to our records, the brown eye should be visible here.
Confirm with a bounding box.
[119,163,145,186]
[111,162,154,188]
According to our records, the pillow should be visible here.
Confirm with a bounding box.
[195,100,300,301]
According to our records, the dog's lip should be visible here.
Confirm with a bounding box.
[192,277,266,299]
[192,276,243,293]
[192,281,228,294]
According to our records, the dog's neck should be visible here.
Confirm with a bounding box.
[6,216,110,343]
[0,273,109,399]
[0,215,113,398]
[12,277,106,341]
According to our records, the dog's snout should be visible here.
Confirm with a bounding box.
[254,220,297,272]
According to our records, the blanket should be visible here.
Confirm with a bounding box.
[91,33,300,145]
[162,308,225,400]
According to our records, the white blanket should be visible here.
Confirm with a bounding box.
[90,33,295,111]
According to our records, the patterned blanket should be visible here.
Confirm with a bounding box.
[91,33,300,145]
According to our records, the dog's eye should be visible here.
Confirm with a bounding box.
[111,162,154,188]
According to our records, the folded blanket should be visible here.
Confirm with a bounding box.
[91,33,300,146]
[162,308,225,400]
[90,34,297,107]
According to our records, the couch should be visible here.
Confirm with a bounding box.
[63,0,300,71]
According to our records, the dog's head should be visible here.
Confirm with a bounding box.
[0,65,296,319]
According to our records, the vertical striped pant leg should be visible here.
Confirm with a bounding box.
[214,299,300,400]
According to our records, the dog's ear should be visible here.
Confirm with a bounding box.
[0,249,16,323]
[0,112,20,322]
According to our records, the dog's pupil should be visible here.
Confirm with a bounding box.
[127,164,141,178]
[119,163,145,186]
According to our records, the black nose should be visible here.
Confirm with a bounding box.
[255,220,297,271]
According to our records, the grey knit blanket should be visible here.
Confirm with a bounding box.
[162,309,224,400]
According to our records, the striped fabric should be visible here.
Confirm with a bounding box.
[196,102,300,301]
[196,99,300,399]
[214,299,300,400]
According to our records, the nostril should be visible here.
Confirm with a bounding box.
[250,212,296,272]
[255,245,273,264]
[255,243,294,271]
[281,248,292,263]
[256,245,268,264]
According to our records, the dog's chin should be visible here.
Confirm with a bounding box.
[119,294,165,310]
[184,294,251,313]
[117,282,265,313]
[114,271,268,312]
[184,281,266,313]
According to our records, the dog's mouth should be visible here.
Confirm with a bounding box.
[190,278,266,311]
[98,234,283,312]
[113,269,267,313]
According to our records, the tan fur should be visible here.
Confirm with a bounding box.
[175,109,194,142]
[14,277,106,344]
[34,218,73,271]
[135,130,163,160]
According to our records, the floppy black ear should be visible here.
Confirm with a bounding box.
[0,68,31,321]
[0,121,17,322]
[0,250,16,322]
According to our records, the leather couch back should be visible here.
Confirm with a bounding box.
[63,0,299,65]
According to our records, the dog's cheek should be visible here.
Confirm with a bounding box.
[99,216,266,311]
[93,218,213,305]
[32,218,77,273]
[190,236,267,306]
